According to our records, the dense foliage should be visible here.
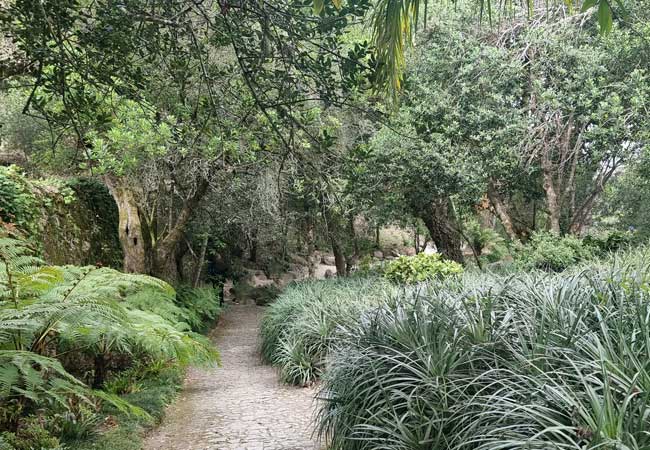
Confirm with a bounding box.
[262,250,650,449]
[0,233,220,449]
[1,0,650,447]
[384,253,463,283]
[514,231,594,272]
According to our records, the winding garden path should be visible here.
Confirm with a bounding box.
[144,303,321,450]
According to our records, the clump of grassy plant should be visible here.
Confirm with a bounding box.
[316,249,650,449]
[260,277,396,385]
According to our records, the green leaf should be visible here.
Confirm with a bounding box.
[598,0,613,33]
[580,0,598,12]
[313,0,324,15]
[332,0,343,9]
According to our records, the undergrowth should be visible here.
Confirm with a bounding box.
[262,248,650,448]
[260,277,397,385]
[317,250,650,449]
[0,233,221,449]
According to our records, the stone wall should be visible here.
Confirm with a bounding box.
[0,165,122,267]
[39,178,123,267]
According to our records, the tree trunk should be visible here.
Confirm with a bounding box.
[93,353,107,389]
[248,233,258,263]
[568,190,600,235]
[420,198,464,264]
[152,178,209,282]
[193,235,209,288]
[175,241,189,283]
[305,221,316,278]
[568,166,616,235]
[414,223,420,254]
[486,180,520,243]
[539,142,562,234]
[105,177,151,274]
[330,236,347,276]
[345,215,359,274]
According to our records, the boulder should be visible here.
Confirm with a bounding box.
[243,269,274,288]
[321,255,336,265]
[373,250,384,259]
[0,149,27,166]
[423,243,437,255]
[315,264,337,279]
[404,248,416,256]
[277,271,298,288]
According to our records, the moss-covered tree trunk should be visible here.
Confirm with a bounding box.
[105,177,151,274]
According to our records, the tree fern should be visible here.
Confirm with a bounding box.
[0,351,88,406]
[0,233,218,425]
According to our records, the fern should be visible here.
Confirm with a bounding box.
[0,233,218,428]
[0,351,91,407]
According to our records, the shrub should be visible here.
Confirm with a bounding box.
[464,219,506,263]
[317,251,650,450]
[174,286,221,332]
[231,281,281,306]
[0,166,38,235]
[583,229,634,255]
[515,231,593,271]
[74,363,184,450]
[384,253,463,284]
[1,417,62,450]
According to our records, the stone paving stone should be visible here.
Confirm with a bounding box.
[144,304,321,450]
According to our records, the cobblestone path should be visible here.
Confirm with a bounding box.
[144,304,320,450]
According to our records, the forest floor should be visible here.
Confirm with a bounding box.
[143,301,321,450]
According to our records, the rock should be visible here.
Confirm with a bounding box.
[277,272,298,288]
[0,149,27,166]
[243,269,274,288]
[276,266,309,287]
[223,279,235,300]
[405,248,416,256]
[423,243,437,255]
[289,254,309,266]
[321,255,336,265]
[324,269,334,278]
[315,264,337,279]
[373,250,384,259]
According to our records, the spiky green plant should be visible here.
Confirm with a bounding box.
[260,277,397,385]
[314,249,650,449]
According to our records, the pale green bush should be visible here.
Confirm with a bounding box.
[384,253,463,283]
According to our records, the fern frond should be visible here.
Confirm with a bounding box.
[125,309,219,367]
[0,350,89,406]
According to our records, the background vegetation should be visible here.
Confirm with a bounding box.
[0,0,649,448]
